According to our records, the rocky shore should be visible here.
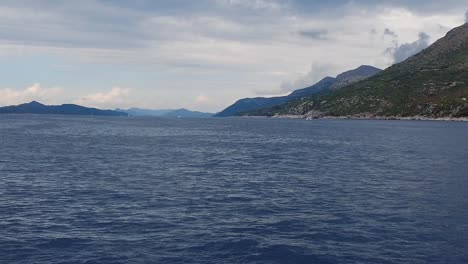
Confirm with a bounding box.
[266,114,468,122]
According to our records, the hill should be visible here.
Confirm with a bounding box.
[244,23,468,119]
[118,108,213,118]
[215,65,381,117]
[163,108,213,118]
[0,101,128,116]
[115,108,173,117]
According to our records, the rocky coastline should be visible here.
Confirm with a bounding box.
[242,114,468,122]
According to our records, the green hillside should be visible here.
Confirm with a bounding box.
[244,23,468,119]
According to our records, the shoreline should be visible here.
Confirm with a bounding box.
[243,114,468,122]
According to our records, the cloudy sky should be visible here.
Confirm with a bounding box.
[0,0,466,111]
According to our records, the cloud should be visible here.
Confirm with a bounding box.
[465,10,468,22]
[255,63,335,95]
[0,83,63,106]
[215,0,285,11]
[386,32,430,63]
[76,87,131,108]
[0,1,458,71]
[299,29,328,40]
[0,1,465,112]
[384,28,398,38]
[280,63,336,92]
[195,95,210,104]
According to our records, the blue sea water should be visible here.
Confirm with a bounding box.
[0,115,467,264]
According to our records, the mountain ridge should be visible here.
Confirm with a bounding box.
[243,23,468,119]
[117,107,213,118]
[116,108,173,117]
[0,101,129,116]
[163,108,213,118]
[215,65,381,117]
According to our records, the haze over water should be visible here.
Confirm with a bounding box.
[1,115,467,264]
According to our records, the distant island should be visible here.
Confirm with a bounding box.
[0,102,214,118]
[117,108,213,118]
[217,23,468,121]
[0,101,129,116]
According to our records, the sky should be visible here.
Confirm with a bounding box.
[0,0,466,112]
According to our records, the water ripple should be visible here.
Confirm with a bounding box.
[0,115,467,263]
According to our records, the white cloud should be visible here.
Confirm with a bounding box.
[384,28,398,38]
[76,87,131,108]
[280,63,336,93]
[216,0,285,11]
[386,32,431,63]
[254,63,336,96]
[0,2,466,112]
[195,95,210,104]
[0,83,63,106]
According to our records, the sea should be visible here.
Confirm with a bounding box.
[0,115,467,264]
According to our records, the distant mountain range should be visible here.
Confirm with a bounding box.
[117,108,213,118]
[5,24,466,120]
[163,108,213,118]
[0,102,213,118]
[0,101,128,116]
[115,108,173,117]
[214,65,381,117]
[244,23,468,119]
